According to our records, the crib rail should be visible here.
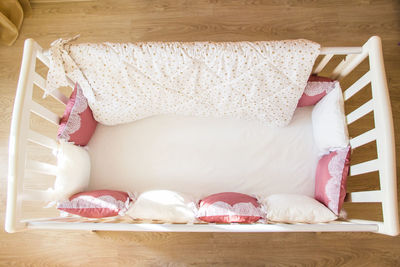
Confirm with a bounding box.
[367,36,398,236]
[25,220,379,233]
[5,37,398,235]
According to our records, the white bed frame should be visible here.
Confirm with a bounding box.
[5,36,399,236]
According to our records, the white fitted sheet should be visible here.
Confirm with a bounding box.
[87,106,319,199]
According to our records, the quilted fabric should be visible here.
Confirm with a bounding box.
[46,38,320,127]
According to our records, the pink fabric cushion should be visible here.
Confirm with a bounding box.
[197,192,263,223]
[315,146,351,215]
[297,76,337,107]
[57,190,132,218]
[58,83,97,146]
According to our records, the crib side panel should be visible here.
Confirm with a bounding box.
[5,39,69,233]
[6,39,36,233]
[6,37,397,235]
[318,36,399,236]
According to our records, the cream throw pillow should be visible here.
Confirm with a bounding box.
[263,194,337,223]
[127,190,197,223]
[47,141,91,201]
[312,82,349,155]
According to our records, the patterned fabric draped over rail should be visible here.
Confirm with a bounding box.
[45,38,320,127]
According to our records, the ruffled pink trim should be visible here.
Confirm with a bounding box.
[58,195,130,216]
[197,201,263,217]
[303,81,337,96]
[58,83,88,141]
[325,147,350,214]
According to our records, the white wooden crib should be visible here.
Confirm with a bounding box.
[5,36,399,236]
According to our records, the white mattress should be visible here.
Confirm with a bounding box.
[87,106,319,199]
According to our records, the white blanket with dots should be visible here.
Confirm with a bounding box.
[45,37,320,127]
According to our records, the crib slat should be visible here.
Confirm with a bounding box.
[350,128,376,149]
[33,72,68,105]
[27,129,58,150]
[350,159,379,176]
[346,99,374,124]
[30,101,60,125]
[312,54,334,74]
[36,50,50,68]
[32,72,45,88]
[32,41,50,67]
[21,189,51,201]
[344,71,371,101]
[330,51,368,80]
[346,190,382,203]
[26,159,57,176]
[330,54,357,80]
[340,53,367,79]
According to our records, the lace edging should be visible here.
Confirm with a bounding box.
[59,83,88,141]
[303,80,338,96]
[325,148,349,213]
[58,195,131,214]
[197,201,263,217]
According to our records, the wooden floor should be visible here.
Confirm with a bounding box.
[1,0,400,266]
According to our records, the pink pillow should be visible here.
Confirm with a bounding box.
[315,146,351,215]
[58,83,97,146]
[297,76,337,107]
[57,190,132,218]
[197,192,263,223]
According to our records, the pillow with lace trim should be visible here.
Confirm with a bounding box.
[58,83,97,146]
[297,76,337,107]
[197,192,263,223]
[57,190,133,218]
[315,146,351,215]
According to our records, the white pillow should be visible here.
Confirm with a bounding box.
[312,82,349,155]
[127,190,197,223]
[47,141,91,201]
[263,194,337,223]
